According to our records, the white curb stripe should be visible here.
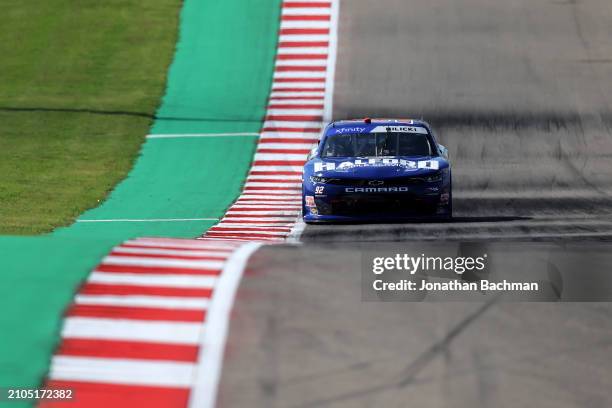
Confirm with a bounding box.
[247,174,304,180]
[74,294,210,309]
[88,272,217,288]
[61,317,203,344]
[112,247,233,257]
[50,356,196,388]
[244,182,302,187]
[254,152,310,161]
[265,98,325,105]
[266,108,324,115]
[277,47,329,54]
[280,20,330,29]
[279,34,330,42]
[281,8,331,16]
[188,242,262,408]
[275,59,329,66]
[101,256,225,270]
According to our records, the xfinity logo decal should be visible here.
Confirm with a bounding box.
[345,187,410,193]
[333,127,367,134]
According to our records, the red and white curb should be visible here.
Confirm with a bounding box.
[200,0,338,243]
[42,1,338,407]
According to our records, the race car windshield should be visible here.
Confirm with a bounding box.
[321,132,432,158]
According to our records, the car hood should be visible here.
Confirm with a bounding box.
[307,156,449,178]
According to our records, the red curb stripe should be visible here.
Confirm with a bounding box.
[209,227,292,232]
[238,193,297,195]
[256,149,312,154]
[268,96,324,101]
[211,232,289,236]
[281,15,331,21]
[57,338,199,362]
[283,2,332,7]
[218,220,294,225]
[243,186,302,191]
[128,237,240,246]
[279,41,329,47]
[276,54,327,60]
[109,251,229,261]
[237,193,302,198]
[234,202,298,206]
[273,77,326,83]
[205,232,287,238]
[242,185,302,190]
[275,65,326,72]
[96,264,221,276]
[80,283,214,298]
[261,127,320,132]
[225,210,299,215]
[258,139,318,144]
[265,114,322,121]
[240,192,301,196]
[120,243,234,252]
[66,304,206,322]
[228,207,300,212]
[235,198,300,202]
[223,213,297,218]
[271,87,325,93]
[41,381,190,408]
[247,177,303,182]
[280,28,329,35]
[267,104,324,109]
[248,170,304,175]
[252,160,307,166]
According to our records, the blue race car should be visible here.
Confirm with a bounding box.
[302,118,452,223]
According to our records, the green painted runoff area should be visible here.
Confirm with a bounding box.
[0,0,281,401]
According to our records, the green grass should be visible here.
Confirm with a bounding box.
[0,0,182,234]
[0,1,280,400]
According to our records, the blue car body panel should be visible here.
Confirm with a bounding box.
[302,119,452,223]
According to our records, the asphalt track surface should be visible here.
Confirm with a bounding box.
[304,0,612,242]
[218,1,612,407]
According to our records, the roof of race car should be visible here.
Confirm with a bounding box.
[331,118,427,126]
[323,118,431,135]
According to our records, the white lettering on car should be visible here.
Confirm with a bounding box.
[418,160,439,170]
[333,127,367,134]
[345,187,410,193]
[314,159,420,171]
[370,126,429,134]
[314,162,336,172]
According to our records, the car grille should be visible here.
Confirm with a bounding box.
[323,176,425,187]
[315,193,438,216]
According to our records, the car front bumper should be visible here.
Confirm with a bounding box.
[302,182,451,222]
